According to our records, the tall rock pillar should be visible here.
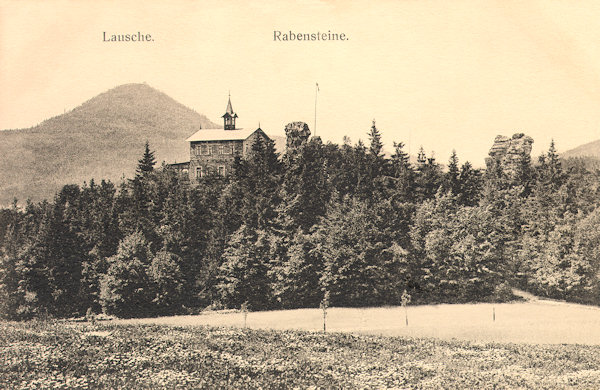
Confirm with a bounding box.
[284,122,311,153]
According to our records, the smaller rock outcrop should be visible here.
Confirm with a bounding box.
[284,122,311,152]
[485,133,534,178]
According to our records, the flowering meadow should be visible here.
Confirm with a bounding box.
[2,320,600,389]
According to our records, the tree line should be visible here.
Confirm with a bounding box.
[2,127,600,319]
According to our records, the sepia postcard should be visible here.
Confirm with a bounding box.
[2,1,600,388]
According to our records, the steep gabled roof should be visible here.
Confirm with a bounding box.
[186,127,263,142]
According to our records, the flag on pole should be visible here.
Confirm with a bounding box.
[316,82,319,91]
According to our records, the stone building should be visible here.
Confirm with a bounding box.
[170,96,271,181]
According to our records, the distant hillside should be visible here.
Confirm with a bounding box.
[561,139,600,171]
[562,139,600,159]
[0,83,220,205]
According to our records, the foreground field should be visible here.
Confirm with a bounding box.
[2,320,600,389]
[114,299,600,345]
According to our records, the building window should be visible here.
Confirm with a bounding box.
[223,143,232,154]
[219,145,224,155]
[200,144,208,155]
[196,167,203,178]
[218,166,225,176]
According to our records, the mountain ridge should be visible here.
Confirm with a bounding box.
[0,83,221,205]
[562,139,600,159]
[561,139,600,171]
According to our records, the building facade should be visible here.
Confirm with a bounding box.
[170,96,271,181]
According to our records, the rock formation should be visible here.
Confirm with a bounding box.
[284,122,311,152]
[485,133,534,178]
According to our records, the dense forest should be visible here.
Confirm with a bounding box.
[2,124,600,319]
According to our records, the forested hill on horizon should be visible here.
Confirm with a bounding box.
[561,139,600,170]
[0,83,221,205]
[562,139,600,158]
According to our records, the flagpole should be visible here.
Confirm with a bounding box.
[314,82,319,137]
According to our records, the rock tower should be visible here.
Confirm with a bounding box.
[485,133,534,178]
[284,122,311,152]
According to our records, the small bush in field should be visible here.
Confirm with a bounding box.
[240,301,248,328]
[401,289,411,326]
[319,291,330,333]
[86,307,96,324]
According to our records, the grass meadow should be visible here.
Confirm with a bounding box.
[115,299,600,345]
[3,299,600,389]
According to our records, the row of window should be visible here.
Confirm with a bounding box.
[193,143,234,156]
[195,166,226,178]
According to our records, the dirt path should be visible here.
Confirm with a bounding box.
[511,288,539,301]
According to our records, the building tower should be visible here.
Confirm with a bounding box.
[222,94,238,130]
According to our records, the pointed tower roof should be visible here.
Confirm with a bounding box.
[222,94,238,118]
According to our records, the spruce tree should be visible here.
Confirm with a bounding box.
[514,151,534,197]
[217,226,273,310]
[389,141,415,202]
[416,146,427,167]
[368,119,384,158]
[314,195,408,306]
[136,141,156,178]
[414,149,442,202]
[538,139,565,190]
[445,150,460,195]
[391,142,410,169]
[457,161,482,206]
[278,137,330,233]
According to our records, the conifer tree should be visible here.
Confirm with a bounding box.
[0,202,35,319]
[389,141,415,202]
[314,195,409,306]
[414,149,442,201]
[457,161,482,206]
[444,150,460,195]
[391,142,410,169]
[269,229,322,308]
[538,139,565,190]
[514,151,535,197]
[410,191,504,302]
[368,119,384,158]
[34,186,89,317]
[278,137,330,233]
[136,141,156,178]
[217,226,273,310]
[416,146,427,167]
[231,136,282,231]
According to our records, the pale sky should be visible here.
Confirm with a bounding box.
[2,0,600,166]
